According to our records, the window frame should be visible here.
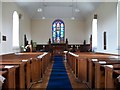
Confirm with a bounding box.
[12,11,19,50]
[92,14,97,52]
[52,19,65,43]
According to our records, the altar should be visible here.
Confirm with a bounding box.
[51,43,67,56]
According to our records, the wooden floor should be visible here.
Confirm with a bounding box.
[31,61,88,89]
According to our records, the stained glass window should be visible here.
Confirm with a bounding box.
[52,19,65,43]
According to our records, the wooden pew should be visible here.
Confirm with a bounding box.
[14,52,47,83]
[67,52,117,82]
[30,58,41,82]
[105,65,120,89]
[77,57,88,82]
[30,52,50,82]
[67,52,79,78]
[1,52,51,89]
[22,60,31,89]
[67,51,120,89]
[0,65,17,89]
[95,60,120,89]
[1,52,43,60]
[1,60,31,89]
[75,52,116,83]
[1,52,43,88]
[113,70,120,89]
[88,58,114,88]
[0,61,26,88]
[16,52,43,83]
[0,70,7,89]
[37,52,51,79]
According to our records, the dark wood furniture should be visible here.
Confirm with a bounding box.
[67,52,119,89]
[0,61,26,88]
[95,60,120,88]
[51,43,66,56]
[105,65,120,89]
[36,44,49,52]
[79,44,91,52]
[0,52,51,89]
[0,65,18,89]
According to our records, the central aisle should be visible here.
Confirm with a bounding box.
[47,56,73,90]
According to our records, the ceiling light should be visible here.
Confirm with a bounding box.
[37,8,42,12]
[75,8,80,12]
[71,0,75,20]
[71,17,75,20]
[42,16,45,19]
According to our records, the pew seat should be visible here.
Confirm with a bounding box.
[95,60,120,89]
[0,65,18,89]
[105,65,120,89]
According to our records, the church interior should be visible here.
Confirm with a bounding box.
[0,0,120,89]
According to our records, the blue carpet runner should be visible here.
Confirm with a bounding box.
[47,56,73,90]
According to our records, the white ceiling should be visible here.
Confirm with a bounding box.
[16,2,102,20]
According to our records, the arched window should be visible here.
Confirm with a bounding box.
[52,19,65,43]
[12,11,19,49]
[92,14,97,52]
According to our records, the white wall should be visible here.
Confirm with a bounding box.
[1,2,31,55]
[65,20,85,44]
[31,19,86,44]
[85,2,118,54]
[0,1,2,55]
[118,1,120,54]
[84,16,92,44]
